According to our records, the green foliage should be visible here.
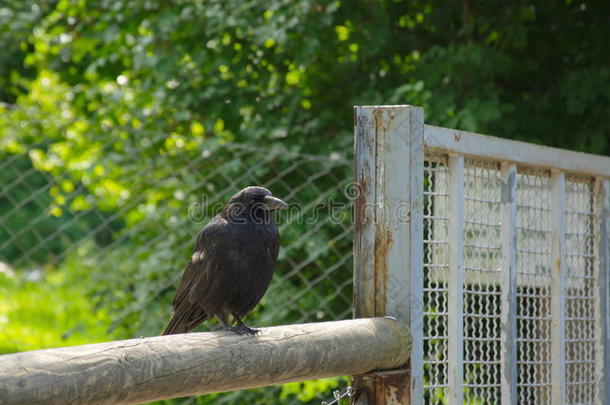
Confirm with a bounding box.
[280,377,347,403]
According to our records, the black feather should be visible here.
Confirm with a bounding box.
[161,186,284,335]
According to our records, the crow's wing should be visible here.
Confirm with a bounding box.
[171,217,227,309]
[162,218,230,335]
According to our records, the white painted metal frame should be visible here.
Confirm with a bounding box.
[550,171,567,404]
[500,163,518,404]
[446,155,464,404]
[354,105,610,405]
[424,125,610,177]
[594,178,610,405]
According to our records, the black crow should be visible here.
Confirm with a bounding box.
[161,186,287,335]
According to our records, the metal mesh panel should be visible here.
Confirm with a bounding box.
[516,168,552,404]
[423,152,449,404]
[462,158,502,403]
[420,154,606,405]
[565,175,598,404]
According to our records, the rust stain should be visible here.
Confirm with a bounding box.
[352,368,410,405]
[354,177,368,316]
[373,234,385,263]
[374,108,387,135]
[373,229,395,316]
[373,228,393,261]
[376,367,410,404]
[385,229,394,246]
[354,177,368,236]
[350,377,369,404]
[374,232,388,316]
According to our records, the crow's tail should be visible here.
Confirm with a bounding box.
[160,303,208,335]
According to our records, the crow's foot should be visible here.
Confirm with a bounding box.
[221,324,259,335]
[234,324,260,335]
[216,314,260,335]
[233,314,260,335]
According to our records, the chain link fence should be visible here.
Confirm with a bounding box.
[0,140,355,404]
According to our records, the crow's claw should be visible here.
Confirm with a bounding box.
[224,324,259,335]
[238,325,260,335]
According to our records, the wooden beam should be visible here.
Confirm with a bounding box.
[0,318,411,405]
[353,105,424,405]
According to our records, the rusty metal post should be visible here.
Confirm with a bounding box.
[353,105,424,404]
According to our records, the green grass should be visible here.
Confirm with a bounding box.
[0,264,113,355]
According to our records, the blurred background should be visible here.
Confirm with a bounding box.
[0,0,608,404]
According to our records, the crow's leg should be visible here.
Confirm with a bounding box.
[233,314,260,335]
[216,314,239,334]
[216,314,251,335]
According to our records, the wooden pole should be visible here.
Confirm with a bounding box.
[0,318,411,405]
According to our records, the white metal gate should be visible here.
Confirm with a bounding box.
[353,105,609,405]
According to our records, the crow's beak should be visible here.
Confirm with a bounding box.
[263,195,289,211]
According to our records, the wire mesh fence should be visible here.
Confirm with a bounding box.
[422,152,450,404]
[0,140,354,403]
[516,168,553,404]
[461,159,503,403]
[422,150,606,405]
[3,107,609,405]
[565,176,598,404]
